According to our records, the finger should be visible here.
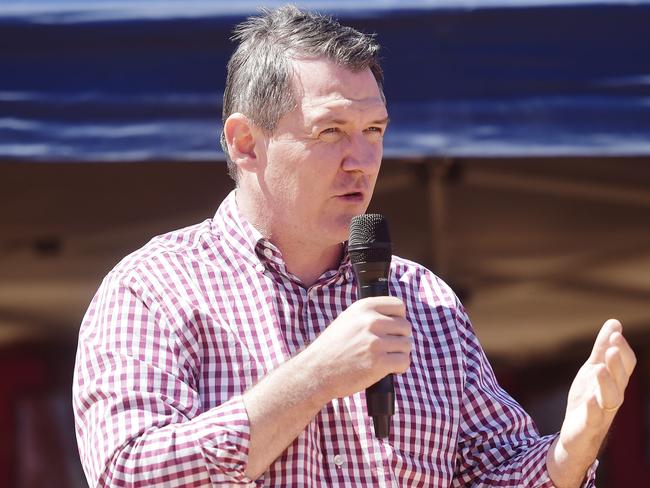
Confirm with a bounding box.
[610,331,637,376]
[373,316,412,337]
[378,335,413,355]
[384,351,411,374]
[595,364,621,411]
[605,347,629,390]
[589,319,622,364]
[358,296,406,318]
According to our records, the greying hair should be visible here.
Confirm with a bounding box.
[220,4,384,182]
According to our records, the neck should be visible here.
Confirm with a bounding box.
[278,240,343,287]
[235,188,344,288]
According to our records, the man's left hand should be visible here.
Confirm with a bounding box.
[547,319,637,488]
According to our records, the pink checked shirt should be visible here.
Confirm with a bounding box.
[73,190,596,487]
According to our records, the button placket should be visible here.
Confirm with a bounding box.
[305,288,316,346]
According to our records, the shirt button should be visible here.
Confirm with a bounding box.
[333,454,344,467]
[263,248,273,259]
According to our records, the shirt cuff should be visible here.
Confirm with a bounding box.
[581,460,599,487]
[536,434,599,488]
[182,395,261,486]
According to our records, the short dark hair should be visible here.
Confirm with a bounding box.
[220,4,384,182]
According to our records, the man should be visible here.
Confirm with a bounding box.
[73,5,636,487]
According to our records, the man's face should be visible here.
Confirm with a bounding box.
[255,57,388,248]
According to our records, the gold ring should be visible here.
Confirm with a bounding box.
[602,404,621,412]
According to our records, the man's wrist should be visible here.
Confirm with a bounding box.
[292,343,335,407]
[546,436,597,488]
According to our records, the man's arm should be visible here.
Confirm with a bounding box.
[74,269,412,485]
[242,296,412,479]
[450,293,636,487]
[73,272,255,486]
[452,300,561,487]
[546,319,636,488]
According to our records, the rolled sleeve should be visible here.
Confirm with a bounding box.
[181,395,255,485]
[73,270,258,487]
[535,452,598,488]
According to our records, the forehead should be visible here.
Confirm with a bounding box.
[288,57,386,120]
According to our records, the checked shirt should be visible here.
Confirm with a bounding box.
[73,190,596,487]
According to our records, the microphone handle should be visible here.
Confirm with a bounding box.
[366,374,394,439]
[356,281,389,298]
[355,273,394,439]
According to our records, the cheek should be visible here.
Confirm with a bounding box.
[265,139,346,204]
[369,141,384,165]
[265,143,301,186]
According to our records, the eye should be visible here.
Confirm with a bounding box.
[319,127,344,142]
[364,126,384,141]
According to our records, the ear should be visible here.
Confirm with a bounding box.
[223,113,260,173]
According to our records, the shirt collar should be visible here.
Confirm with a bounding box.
[211,189,353,285]
[211,189,265,268]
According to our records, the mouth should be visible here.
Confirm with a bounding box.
[336,191,365,202]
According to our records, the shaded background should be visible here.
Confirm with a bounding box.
[1,1,649,486]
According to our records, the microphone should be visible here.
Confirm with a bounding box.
[348,213,394,439]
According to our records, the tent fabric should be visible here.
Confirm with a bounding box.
[1,1,650,162]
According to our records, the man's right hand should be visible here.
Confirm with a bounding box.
[303,296,413,402]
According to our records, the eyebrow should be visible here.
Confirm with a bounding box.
[370,116,390,126]
[313,116,390,126]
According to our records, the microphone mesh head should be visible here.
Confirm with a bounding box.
[348,214,392,264]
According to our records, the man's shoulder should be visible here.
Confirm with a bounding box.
[108,218,217,281]
[389,254,439,285]
[389,254,458,309]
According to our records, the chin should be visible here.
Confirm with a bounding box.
[316,208,367,244]
[328,215,359,243]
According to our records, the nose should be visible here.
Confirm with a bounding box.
[341,132,382,174]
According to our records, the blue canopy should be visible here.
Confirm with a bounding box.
[2,0,650,161]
